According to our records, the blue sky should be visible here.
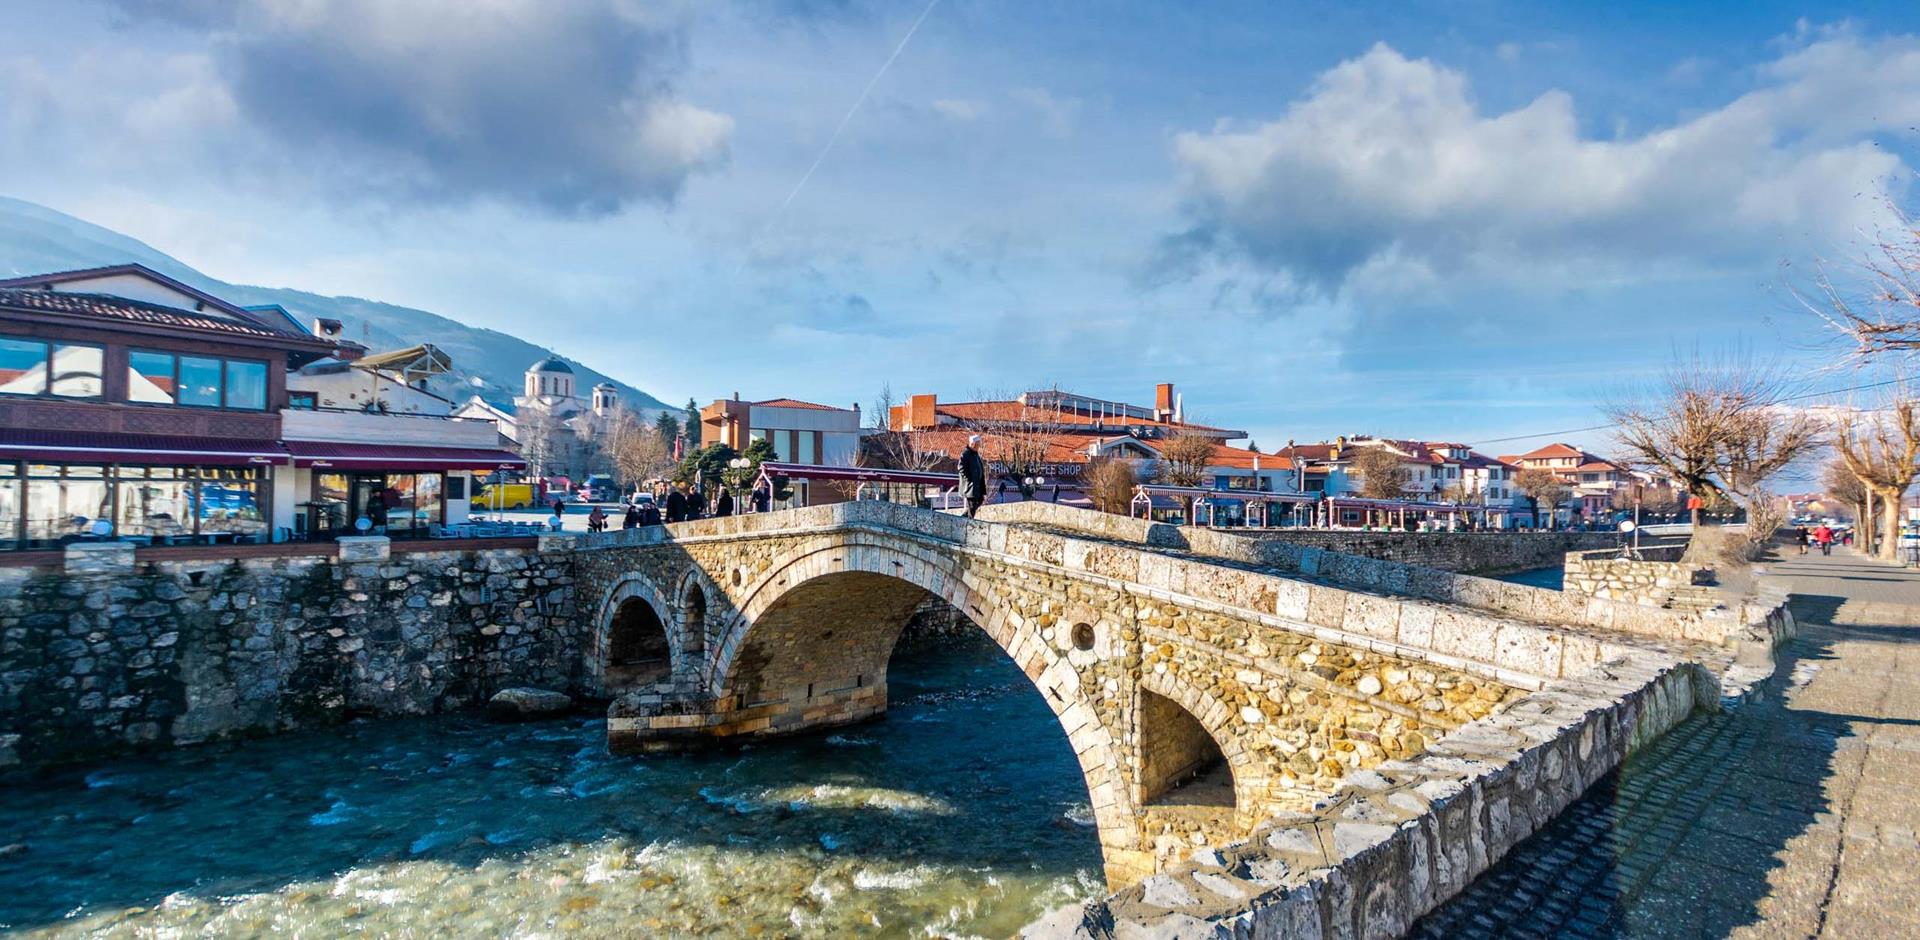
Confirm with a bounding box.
[4,0,1917,456]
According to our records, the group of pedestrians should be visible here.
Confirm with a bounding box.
[1798,523,1851,556]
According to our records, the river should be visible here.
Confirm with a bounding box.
[0,630,1103,939]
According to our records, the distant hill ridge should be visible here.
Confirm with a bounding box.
[0,196,669,414]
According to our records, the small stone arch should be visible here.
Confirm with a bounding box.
[1137,669,1262,822]
[592,574,681,696]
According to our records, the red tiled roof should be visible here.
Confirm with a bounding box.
[931,400,1229,433]
[1205,443,1294,470]
[1519,442,1584,460]
[0,288,329,343]
[754,398,844,411]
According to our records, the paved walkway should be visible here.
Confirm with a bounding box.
[1414,547,1920,939]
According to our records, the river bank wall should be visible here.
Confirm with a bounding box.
[0,538,577,770]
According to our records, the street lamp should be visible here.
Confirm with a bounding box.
[1023,475,1044,500]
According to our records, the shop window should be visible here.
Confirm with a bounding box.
[178,356,223,407]
[128,350,177,404]
[0,337,49,396]
[22,465,111,546]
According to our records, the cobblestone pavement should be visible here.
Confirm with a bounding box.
[1413,547,1920,939]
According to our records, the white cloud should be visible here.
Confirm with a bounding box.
[931,98,987,121]
[1165,30,1919,295]
[49,0,735,215]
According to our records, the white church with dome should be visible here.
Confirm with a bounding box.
[453,356,633,478]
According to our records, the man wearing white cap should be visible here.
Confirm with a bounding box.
[959,434,988,518]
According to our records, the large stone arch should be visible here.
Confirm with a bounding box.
[694,532,1150,885]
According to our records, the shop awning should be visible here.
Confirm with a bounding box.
[283,440,526,471]
[0,428,285,466]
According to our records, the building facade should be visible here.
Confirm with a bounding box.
[0,265,521,549]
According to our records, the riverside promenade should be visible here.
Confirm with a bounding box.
[1415,546,1920,938]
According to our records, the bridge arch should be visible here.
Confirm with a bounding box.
[699,533,1148,882]
[591,573,685,696]
[1136,669,1261,859]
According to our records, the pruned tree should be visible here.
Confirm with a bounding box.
[1832,393,1920,561]
[1349,446,1409,500]
[1084,457,1140,515]
[1158,434,1216,489]
[1821,458,1869,530]
[1605,353,1817,527]
[1718,405,1823,545]
[1514,468,1570,529]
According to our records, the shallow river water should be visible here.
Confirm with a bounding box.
[0,632,1103,939]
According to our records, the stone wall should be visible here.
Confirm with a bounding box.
[1562,545,1711,603]
[0,538,577,770]
[1246,529,1623,575]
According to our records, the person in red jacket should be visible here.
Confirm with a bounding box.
[1813,524,1835,556]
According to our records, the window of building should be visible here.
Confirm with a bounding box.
[22,464,111,545]
[225,360,267,410]
[178,356,223,407]
[288,391,318,410]
[128,350,176,403]
[0,336,49,395]
[50,344,103,397]
[796,431,816,465]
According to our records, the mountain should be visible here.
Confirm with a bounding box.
[0,196,671,414]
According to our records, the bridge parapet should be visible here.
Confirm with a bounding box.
[978,501,1786,652]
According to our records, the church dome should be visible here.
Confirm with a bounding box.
[529,356,574,374]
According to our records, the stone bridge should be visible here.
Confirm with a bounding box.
[565,500,1739,899]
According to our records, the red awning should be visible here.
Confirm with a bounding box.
[0,428,284,466]
[283,440,526,470]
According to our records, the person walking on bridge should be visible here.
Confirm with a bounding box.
[1813,523,1835,556]
[959,435,987,519]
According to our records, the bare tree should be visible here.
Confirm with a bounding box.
[1158,434,1216,488]
[1084,457,1140,515]
[517,408,566,480]
[604,408,673,490]
[1798,205,1920,356]
[1606,354,1817,526]
[1349,446,1409,500]
[1718,406,1823,545]
[1514,468,1570,530]
[1833,394,1920,561]
[1821,458,1868,528]
[862,384,941,472]
[974,389,1068,498]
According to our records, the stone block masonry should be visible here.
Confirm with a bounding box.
[0,545,577,769]
[1247,528,1622,575]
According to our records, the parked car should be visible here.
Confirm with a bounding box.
[476,482,538,510]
